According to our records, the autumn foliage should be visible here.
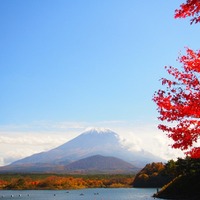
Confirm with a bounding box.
[153,48,200,158]
[0,174,134,190]
[133,162,171,188]
[175,0,200,24]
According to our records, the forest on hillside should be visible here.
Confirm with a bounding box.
[132,157,200,199]
[133,157,200,188]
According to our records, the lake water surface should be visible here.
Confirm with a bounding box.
[0,188,163,200]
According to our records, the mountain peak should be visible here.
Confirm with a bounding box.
[83,127,115,134]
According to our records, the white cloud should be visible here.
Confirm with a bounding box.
[112,122,184,161]
[0,120,185,166]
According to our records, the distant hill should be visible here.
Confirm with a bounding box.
[0,128,165,173]
[65,155,139,173]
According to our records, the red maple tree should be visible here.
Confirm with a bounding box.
[153,1,200,158]
[153,48,200,158]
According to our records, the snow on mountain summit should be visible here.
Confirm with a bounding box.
[82,127,119,140]
[84,127,115,134]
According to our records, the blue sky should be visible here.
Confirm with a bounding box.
[0,0,199,165]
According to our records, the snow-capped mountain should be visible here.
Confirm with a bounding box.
[0,128,165,173]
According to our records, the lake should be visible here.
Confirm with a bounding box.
[0,188,163,200]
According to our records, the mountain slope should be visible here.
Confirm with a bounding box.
[0,155,139,174]
[11,128,120,165]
